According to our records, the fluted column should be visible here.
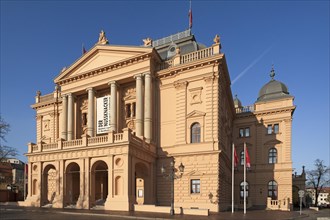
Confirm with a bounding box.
[67,93,74,141]
[135,74,144,137]
[144,73,152,142]
[109,82,117,132]
[86,88,95,137]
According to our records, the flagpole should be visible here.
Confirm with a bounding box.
[244,142,246,214]
[232,143,234,213]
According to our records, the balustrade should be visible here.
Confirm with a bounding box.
[88,135,108,144]
[29,130,155,154]
[160,46,215,70]
[63,139,82,148]
[235,105,254,114]
[114,133,123,142]
[42,143,57,151]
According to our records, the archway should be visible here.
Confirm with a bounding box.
[292,185,300,207]
[91,160,108,206]
[65,162,80,205]
[42,164,57,206]
[135,162,150,204]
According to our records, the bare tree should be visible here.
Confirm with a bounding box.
[306,159,330,207]
[0,116,10,141]
[0,116,17,162]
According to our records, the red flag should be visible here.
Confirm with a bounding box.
[245,147,251,168]
[234,147,239,168]
[188,8,193,29]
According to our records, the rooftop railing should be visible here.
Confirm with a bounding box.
[235,105,254,114]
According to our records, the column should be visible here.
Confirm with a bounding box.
[109,82,117,132]
[135,74,144,137]
[86,88,95,137]
[67,93,74,141]
[144,73,152,142]
[61,95,67,140]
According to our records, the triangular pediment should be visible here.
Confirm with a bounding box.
[186,110,206,118]
[54,44,153,83]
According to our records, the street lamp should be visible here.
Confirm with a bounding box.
[161,159,184,215]
[7,184,12,202]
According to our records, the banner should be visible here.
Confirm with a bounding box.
[96,96,111,134]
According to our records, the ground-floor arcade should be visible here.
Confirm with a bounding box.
[24,142,157,211]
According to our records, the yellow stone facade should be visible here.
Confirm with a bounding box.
[24,30,295,214]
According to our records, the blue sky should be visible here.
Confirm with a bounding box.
[0,1,329,173]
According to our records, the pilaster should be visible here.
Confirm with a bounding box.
[174,81,188,144]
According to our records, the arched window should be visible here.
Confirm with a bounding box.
[268,148,277,164]
[191,123,201,143]
[240,151,244,165]
[268,180,278,200]
[240,181,249,198]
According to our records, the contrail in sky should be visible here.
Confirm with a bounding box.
[231,45,273,85]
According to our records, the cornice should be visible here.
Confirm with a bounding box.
[157,54,223,80]
[235,106,296,119]
[31,99,61,110]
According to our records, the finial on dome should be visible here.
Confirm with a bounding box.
[270,64,275,80]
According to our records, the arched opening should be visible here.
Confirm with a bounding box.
[65,162,80,206]
[91,160,108,206]
[42,164,57,206]
[191,122,201,143]
[292,185,300,207]
[268,180,278,200]
[135,162,150,204]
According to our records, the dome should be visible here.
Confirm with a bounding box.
[233,94,242,108]
[257,67,292,102]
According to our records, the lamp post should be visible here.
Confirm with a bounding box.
[7,184,12,202]
[161,159,184,215]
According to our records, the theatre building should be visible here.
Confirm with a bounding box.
[24,29,296,214]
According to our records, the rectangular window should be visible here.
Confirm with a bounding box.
[125,104,131,118]
[245,128,250,137]
[132,102,136,117]
[191,179,200,194]
[274,124,279,134]
[239,128,244,137]
[239,127,250,137]
[267,125,273,134]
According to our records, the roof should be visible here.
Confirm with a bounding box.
[153,29,206,60]
[256,67,293,102]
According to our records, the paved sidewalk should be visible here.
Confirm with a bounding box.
[1,203,329,220]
